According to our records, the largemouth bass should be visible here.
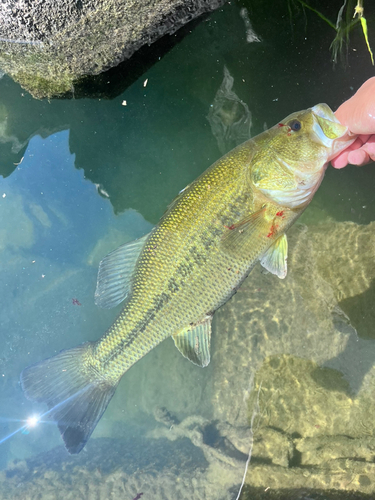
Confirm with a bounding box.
[21,104,355,454]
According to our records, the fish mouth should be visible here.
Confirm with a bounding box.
[311,103,349,148]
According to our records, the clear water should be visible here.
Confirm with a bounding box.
[1,2,375,499]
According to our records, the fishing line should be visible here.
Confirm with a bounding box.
[235,380,262,500]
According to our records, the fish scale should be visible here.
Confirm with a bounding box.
[94,144,258,373]
[20,103,356,454]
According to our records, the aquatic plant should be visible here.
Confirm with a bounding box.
[294,0,374,65]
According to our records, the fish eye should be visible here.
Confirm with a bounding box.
[289,120,302,131]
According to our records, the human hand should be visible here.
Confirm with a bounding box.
[331,77,375,168]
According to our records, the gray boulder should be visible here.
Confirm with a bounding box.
[0,0,225,98]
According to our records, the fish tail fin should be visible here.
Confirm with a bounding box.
[20,342,119,454]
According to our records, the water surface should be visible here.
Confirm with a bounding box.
[1,2,375,499]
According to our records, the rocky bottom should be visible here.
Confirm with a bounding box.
[1,417,375,500]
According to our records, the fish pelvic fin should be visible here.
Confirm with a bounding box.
[173,315,212,367]
[20,342,119,454]
[260,233,288,279]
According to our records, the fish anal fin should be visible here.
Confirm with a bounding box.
[95,232,151,309]
[173,315,212,367]
[260,233,288,279]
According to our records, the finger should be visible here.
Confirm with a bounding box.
[347,139,375,165]
[331,150,350,169]
[330,135,370,168]
[347,149,370,166]
[346,135,370,150]
[335,78,375,134]
[359,138,375,162]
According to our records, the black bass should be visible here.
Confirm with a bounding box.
[21,104,355,454]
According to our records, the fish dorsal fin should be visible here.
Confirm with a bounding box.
[220,207,269,256]
[95,232,151,309]
[260,233,288,279]
[173,315,212,367]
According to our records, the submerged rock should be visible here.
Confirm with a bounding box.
[211,220,375,495]
[0,0,225,99]
[0,435,244,500]
[212,220,375,426]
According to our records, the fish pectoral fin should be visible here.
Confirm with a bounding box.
[220,207,270,255]
[95,232,151,309]
[260,233,288,279]
[173,315,212,367]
